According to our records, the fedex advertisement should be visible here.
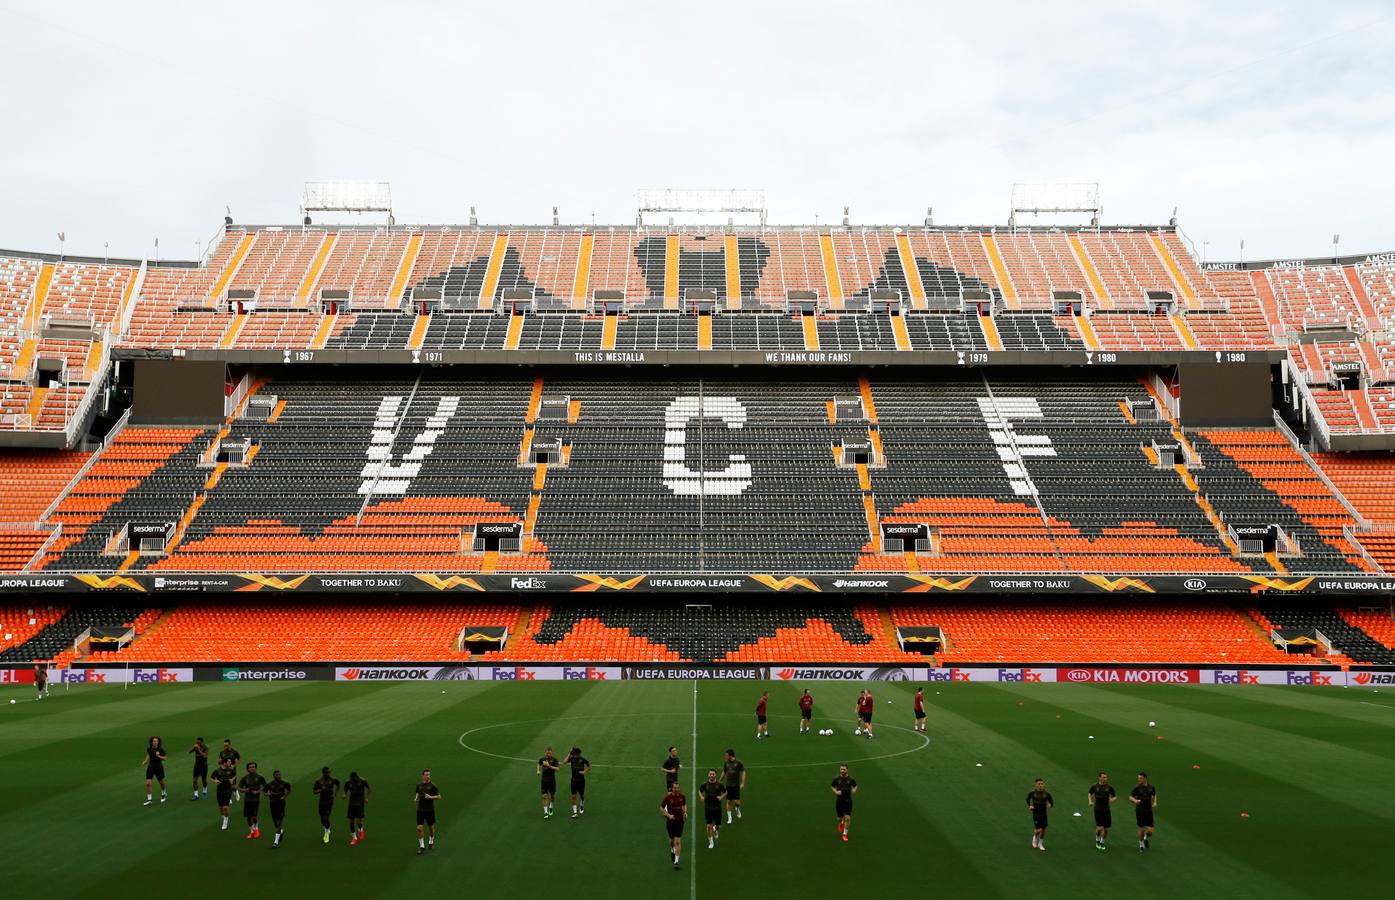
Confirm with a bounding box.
[334,666,622,682]
[51,667,194,684]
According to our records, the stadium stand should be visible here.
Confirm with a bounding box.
[113,602,517,662]
[39,428,214,571]
[4,218,1395,675]
[485,601,916,663]
[0,449,89,571]
[0,604,148,663]
[1253,604,1395,665]
[890,602,1297,664]
[1338,607,1395,651]
[0,604,66,654]
[1190,430,1371,574]
[1309,452,1395,569]
[7,368,1372,577]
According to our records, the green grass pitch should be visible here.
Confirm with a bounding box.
[3,679,1393,899]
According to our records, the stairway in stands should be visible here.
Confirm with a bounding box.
[1256,605,1395,665]
[0,605,149,663]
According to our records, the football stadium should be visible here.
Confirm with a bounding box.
[3,3,1395,899]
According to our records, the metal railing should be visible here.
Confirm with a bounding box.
[1286,357,1332,448]
[1274,410,1370,529]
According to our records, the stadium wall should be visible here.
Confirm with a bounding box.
[4,663,1384,686]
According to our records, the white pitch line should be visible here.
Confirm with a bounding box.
[456,712,931,769]
[1359,701,1395,711]
[690,680,698,900]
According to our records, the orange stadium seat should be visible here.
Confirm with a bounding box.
[892,602,1296,665]
[115,603,521,662]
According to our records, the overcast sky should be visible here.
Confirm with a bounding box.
[1,0,1392,263]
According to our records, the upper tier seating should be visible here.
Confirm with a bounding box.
[0,449,89,571]
[1310,452,1395,571]
[24,371,1368,577]
[1191,430,1370,574]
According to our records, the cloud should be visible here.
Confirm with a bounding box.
[0,0,1391,260]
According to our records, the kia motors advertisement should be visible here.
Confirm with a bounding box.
[1058,668,1199,684]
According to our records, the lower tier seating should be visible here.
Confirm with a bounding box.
[0,605,147,663]
[0,449,89,571]
[113,602,520,662]
[0,604,66,653]
[1255,604,1395,665]
[4,602,1391,666]
[890,602,1298,664]
[488,601,915,664]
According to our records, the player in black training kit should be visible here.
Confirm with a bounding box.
[313,767,340,843]
[1130,772,1158,852]
[414,769,441,855]
[266,770,292,848]
[142,736,168,806]
[34,663,47,699]
[238,762,268,839]
[722,749,746,824]
[212,760,237,830]
[831,764,857,842]
[567,747,590,818]
[662,746,682,790]
[344,772,370,845]
[218,739,242,800]
[188,737,209,800]
[1088,772,1117,850]
[537,746,560,819]
[698,770,727,850]
[1026,778,1053,851]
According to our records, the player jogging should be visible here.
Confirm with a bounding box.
[313,766,340,843]
[537,746,560,819]
[218,739,242,800]
[755,691,769,740]
[722,749,745,824]
[414,769,441,855]
[857,690,875,739]
[661,781,687,869]
[698,769,726,849]
[1088,772,1117,850]
[567,747,590,818]
[238,762,268,839]
[142,736,168,806]
[913,687,927,733]
[34,662,47,699]
[1130,772,1158,852]
[1027,778,1053,851]
[189,737,210,800]
[831,764,857,842]
[266,770,292,848]
[344,771,370,845]
[662,745,682,790]
[212,759,237,830]
[798,689,814,734]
